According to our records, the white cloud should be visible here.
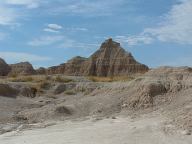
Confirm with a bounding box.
[59,40,99,50]
[28,33,97,49]
[49,0,126,16]
[0,0,41,26]
[28,35,64,46]
[115,34,154,46]
[43,28,59,33]
[5,0,40,9]
[43,24,63,33]
[118,0,192,46]
[0,6,18,26]
[144,0,192,44]
[47,24,62,30]
[0,52,52,63]
[69,27,88,32]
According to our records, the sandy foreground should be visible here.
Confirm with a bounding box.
[0,115,192,144]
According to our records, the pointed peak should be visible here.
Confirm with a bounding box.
[104,38,118,44]
[106,38,113,43]
[101,38,121,49]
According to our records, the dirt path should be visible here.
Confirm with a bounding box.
[0,115,192,144]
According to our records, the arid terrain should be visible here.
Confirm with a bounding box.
[0,0,191,143]
[0,66,192,143]
[0,39,192,143]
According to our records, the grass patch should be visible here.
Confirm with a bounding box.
[54,75,73,83]
[10,76,34,82]
[88,76,135,82]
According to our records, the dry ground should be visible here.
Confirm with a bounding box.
[0,67,192,143]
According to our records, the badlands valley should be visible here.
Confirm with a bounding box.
[0,39,192,144]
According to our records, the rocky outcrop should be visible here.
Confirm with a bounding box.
[46,38,149,76]
[64,56,88,76]
[36,67,46,75]
[46,57,87,75]
[82,38,148,76]
[9,62,36,76]
[47,65,65,75]
[0,58,11,76]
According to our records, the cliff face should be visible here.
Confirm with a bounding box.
[46,38,149,76]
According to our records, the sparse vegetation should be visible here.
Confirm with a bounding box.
[38,81,51,90]
[10,76,34,82]
[88,76,135,82]
[8,73,18,78]
[54,75,73,83]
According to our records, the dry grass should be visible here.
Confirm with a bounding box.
[38,81,51,89]
[8,75,51,83]
[88,76,135,82]
[10,76,34,82]
[54,75,73,83]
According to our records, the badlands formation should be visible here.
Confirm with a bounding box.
[0,39,192,144]
[0,39,148,76]
[46,38,149,76]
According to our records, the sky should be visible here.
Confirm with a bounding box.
[0,0,192,68]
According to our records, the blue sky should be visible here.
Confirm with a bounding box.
[0,0,192,68]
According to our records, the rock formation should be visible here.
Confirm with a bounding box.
[63,56,88,76]
[36,67,47,75]
[83,38,149,76]
[46,38,149,76]
[0,39,149,76]
[9,62,36,75]
[0,58,11,76]
[47,65,65,75]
